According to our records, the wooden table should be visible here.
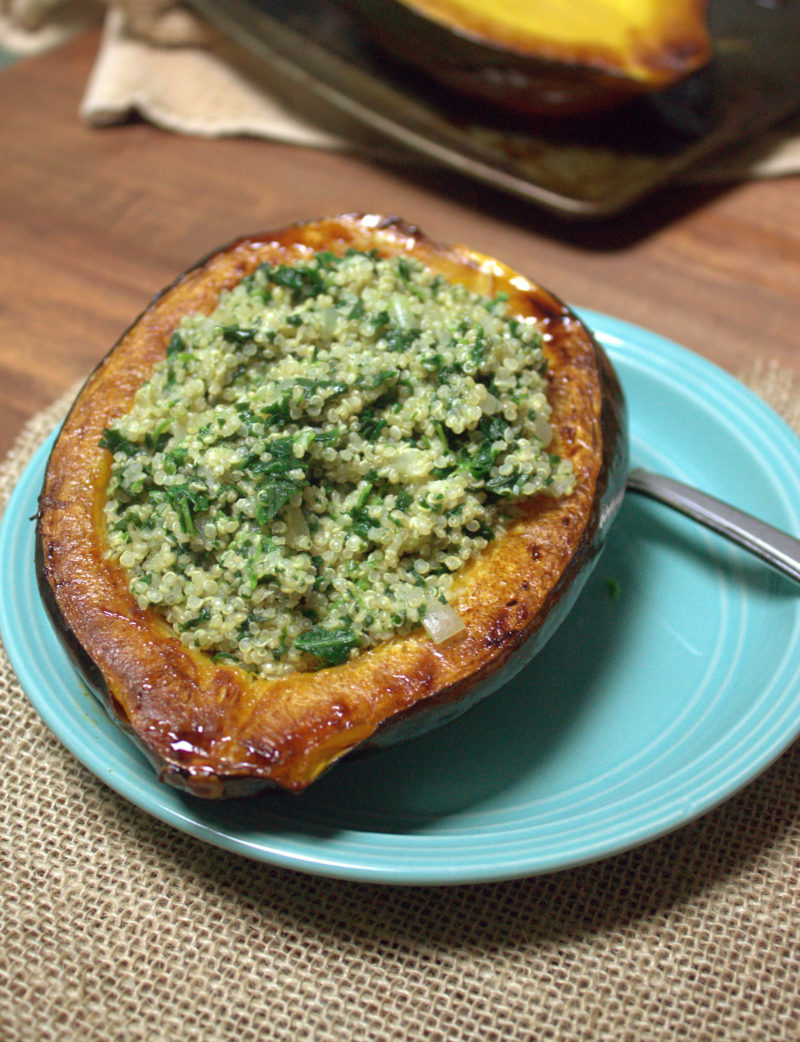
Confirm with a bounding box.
[2,28,799,462]
[4,33,800,1042]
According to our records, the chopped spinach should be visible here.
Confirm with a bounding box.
[163,484,210,536]
[485,470,521,497]
[221,325,257,345]
[295,377,348,401]
[294,625,358,665]
[358,407,387,442]
[262,260,329,301]
[182,607,211,630]
[385,327,419,353]
[99,428,139,457]
[254,477,297,525]
[166,332,186,356]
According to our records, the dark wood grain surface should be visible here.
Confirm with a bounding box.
[2,28,799,462]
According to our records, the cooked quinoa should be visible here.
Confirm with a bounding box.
[101,248,574,674]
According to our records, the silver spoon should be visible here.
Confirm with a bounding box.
[626,468,800,586]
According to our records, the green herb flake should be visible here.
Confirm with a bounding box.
[254,478,297,525]
[167,332,186,356]
[294,625,358,666]
[99,428,139,457]
[221,325,257,345]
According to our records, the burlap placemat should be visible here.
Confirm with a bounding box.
[2,367,800,1042]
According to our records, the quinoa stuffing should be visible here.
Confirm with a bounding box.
[101,248,575,674]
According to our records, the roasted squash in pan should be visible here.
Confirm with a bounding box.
[345,0,712,115]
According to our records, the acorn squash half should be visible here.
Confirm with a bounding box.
[36,214,628,797]
[344,0,712,116]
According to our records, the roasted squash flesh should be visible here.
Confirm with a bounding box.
[36,215,627,797]
[399,0,711,84]
[344,0,711,115]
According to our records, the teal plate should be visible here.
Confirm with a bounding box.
[2,311,800,885]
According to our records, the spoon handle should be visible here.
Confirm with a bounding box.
[626,468,800,587]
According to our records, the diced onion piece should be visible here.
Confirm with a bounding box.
[481,391,501,415]
[320,306,339,338]
[388,293,414,331]
[423,601,465,644]
[533,413,552,444]
[284,505,309,543]
[390,449,429,479]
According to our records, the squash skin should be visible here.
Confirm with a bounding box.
[36,214,628,797]
[344,0,711,116]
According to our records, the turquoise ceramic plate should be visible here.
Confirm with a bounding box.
[2,311,800,885]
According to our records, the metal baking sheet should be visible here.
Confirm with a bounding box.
[189,0,800,218]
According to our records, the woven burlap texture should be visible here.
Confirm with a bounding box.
[2,367,800,1042]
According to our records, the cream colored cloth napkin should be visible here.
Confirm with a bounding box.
[2,0,800,174]
[82,6,342,145]
[0,0,100,52]
[0,0,345,146]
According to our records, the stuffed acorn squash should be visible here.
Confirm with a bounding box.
[344,0,712,115]
[36,214,627,797]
